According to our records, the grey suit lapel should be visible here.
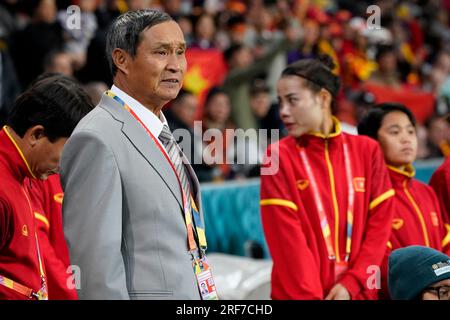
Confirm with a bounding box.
[99,93,184,210]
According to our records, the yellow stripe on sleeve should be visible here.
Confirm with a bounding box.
[369,189,395,210]
[260,199,298,211]
[34,212,50,229]
[442,224,450,248]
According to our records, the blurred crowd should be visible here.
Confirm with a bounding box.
[0,0,449,182]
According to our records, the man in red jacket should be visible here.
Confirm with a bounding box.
[0,75,92,299]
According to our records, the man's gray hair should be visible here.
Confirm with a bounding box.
[106,9,173,77]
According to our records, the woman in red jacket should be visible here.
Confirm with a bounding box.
[357,103,450,297]
[260,55,395,300]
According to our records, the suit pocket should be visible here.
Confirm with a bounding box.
[129,290,173,300]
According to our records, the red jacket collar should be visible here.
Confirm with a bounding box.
[388,164,415,188]
[296,116,343,147]
[0,126,37,182]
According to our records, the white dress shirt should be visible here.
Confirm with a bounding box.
[110,85,169,154]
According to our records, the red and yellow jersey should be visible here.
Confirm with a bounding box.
[260,118,394,300]
[0,128,46,299]
[26,174,77,300]
[430,156,450,226]
[386,165,450,253]
[379,165,450,299]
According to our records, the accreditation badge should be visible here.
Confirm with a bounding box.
[334,261,348,282]
[193,256,219,300]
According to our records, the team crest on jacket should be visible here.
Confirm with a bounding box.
[430,211,439,227]
[297,179,309,190]
[392,218,404,230]
[353,177,365,192]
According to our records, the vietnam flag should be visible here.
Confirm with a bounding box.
[184,48,228,119]
[363,83,435,124]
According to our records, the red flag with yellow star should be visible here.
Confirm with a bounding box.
[184,48,228,118]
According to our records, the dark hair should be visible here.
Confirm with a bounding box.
[204,86,227,107]
[7,74,94,142]
[375,44,396,62]
[224,43,244,63]
[357,102,417,140]
[43,49,70,71]
[172,88,194,105]
[250,78,270,96]
[281,54,341,97]
[106,9,173,77]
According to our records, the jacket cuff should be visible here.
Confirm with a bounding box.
[339,274,361,299]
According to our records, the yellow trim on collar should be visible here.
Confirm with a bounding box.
[307,116,342,139]
[387,164,415,178]
[260,198,298,212]
[2,126,37,179]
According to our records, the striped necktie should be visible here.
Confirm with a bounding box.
[158,124,192,210]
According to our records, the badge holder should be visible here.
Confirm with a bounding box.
[193,254,219,300]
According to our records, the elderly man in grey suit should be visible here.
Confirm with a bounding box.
[60,9,216,300]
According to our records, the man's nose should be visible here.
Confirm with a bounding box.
[166,54,181,72]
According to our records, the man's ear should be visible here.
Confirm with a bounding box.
[112,48,131,75]
[25,125,46,147]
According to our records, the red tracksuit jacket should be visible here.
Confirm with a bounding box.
[0,128,47,299]
[26,174,78,300]
[386,165,450,253]
[430,156,450,227]
[260,119,394,300]
[379,165,450,299]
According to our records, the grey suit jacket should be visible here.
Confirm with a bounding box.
[60,93,203,300]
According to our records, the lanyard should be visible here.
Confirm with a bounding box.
[106,91,207,255]
[21,186,48,299]
[298,135,354,262]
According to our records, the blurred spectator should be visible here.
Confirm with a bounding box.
[426,115,450,158]
[0,42,21,126]
[191,13,216,49]
[57,0,98,70]
[165,89,201,167]
[223,35,290,130]
[166,89,198,132]
[176,14,194,47]
[249,78,285,141]
[196,87,235,182]
[82,81,108,105]
[287,19,319,64]
[43,49,74,76]
[416,124,431,159]
[368,45,402,88]
[10,0,64,88]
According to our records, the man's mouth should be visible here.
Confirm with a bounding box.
[162,79,180,83]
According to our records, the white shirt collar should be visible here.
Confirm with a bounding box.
[110,85,168,139]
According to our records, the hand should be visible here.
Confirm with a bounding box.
[325,283,351,300]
